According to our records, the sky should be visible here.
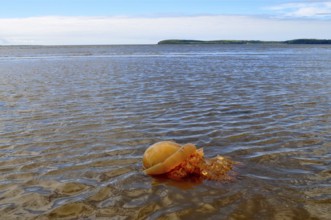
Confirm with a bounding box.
[0,0,331,45]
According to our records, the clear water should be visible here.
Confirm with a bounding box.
[0,44,330,219]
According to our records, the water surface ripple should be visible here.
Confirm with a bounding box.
[0,44,330,219]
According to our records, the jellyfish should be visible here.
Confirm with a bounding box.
[143,141,235,181]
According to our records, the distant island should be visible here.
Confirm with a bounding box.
[158,39,331,45]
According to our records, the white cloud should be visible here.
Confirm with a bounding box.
[268,1,331,18]
[0,15,331,45]
[290,6,330,16]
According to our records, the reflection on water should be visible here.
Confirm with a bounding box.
[0,44,330,219]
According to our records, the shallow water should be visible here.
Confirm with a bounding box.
[0,44,330,219]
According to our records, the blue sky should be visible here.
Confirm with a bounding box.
[0,0,291,17]
[0,0,331,44]
[0,0,287,18]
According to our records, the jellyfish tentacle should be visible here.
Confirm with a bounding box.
[198,156,235,181]
[166,148,205,179]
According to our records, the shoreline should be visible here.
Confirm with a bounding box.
[158,39,331,45]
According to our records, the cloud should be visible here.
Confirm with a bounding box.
[267,1,331,18]
[0,15,331,45]
[0,38,9,44]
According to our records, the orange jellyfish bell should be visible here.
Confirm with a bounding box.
[143,141,235,181]
[143,141,181,171]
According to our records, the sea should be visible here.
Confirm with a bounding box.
[0,44,330,219]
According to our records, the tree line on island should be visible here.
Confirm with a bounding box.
[158,39,331,44]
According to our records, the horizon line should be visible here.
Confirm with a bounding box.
[2,38,331,47]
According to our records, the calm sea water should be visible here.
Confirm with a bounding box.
[0,44,330,219]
